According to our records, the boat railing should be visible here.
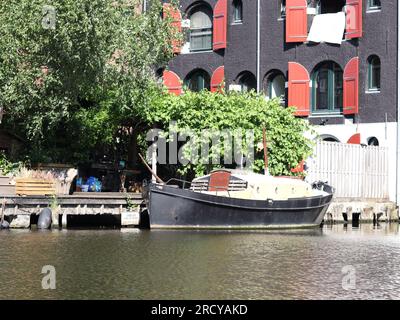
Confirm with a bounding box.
[210,186,231,198]
[164,179,232,197]
[165,178,192,190]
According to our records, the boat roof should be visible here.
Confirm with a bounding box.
[194,169,307,186]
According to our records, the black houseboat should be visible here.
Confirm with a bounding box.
[143,169,333,229]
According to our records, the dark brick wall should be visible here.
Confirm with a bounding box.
[167,0,223,81]
[358,3,398,124]
[167,0,398,124]
[224,0,257,83]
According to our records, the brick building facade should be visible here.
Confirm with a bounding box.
[161,0,398,199]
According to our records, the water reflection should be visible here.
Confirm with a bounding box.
[0,223,399,299]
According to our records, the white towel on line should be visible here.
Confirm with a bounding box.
[307,12,346,45]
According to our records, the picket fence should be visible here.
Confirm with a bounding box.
[306,141,389,199]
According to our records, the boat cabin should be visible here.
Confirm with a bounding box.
[190,169,315,201]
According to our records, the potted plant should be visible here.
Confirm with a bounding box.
[121,193,140,227]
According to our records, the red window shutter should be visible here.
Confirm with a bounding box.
[213,0,227,50]
[286,0,308,43]
[343,57,359,115]
[210,66,225,93]
[347,133,361,144]
[163,3,182,54]
[163,70,182,95]
[288,62,310,116]
[345,0,363,39]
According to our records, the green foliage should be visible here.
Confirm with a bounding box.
[0,0,311,179]
[125,193,139,211]
[0,151,25,175]
[50,194,59,211]
[144,90,315,177]
[0,0,178,164]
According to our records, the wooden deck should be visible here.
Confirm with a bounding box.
[1,192,144,216]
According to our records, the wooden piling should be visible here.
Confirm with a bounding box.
[62,213,67,228]
[0,198,5,226]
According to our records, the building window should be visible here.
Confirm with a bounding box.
[184,69,210,92]
[368,0,381,10]
[264,71,286,105]
[321,135,340,142]
[311,61,343,113]
[280,0,286,18]
[367,137,379,146]
[237,72,257,92]
[367,55,381,91]
[313,0,345,14]
[155,68,164,84]
[189,6,213,52]
[233,0,243,23]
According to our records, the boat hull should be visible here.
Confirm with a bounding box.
[146,184,333,229]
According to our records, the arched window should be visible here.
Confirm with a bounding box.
[155,68,164,84]
[368,55,381,92]
[189,5,213,52]
[311,61,343,113]
[368,0,381,11]
[264,71,286,105]
[320,135,340,142]
[184,69,210,92]
[367,137,379,146]
[237,72,257,92]
[233,0,243,23]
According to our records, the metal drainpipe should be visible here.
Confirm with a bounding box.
[397,1,400,205]
[256,0,261,93]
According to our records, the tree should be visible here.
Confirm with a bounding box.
[0,0,179,163]
[144,90,314,178]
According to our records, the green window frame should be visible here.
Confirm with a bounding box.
[265,73,286,105]
[368,0,381,10]
[189,7,213,52]
[367,56,381,91]
[184,70,210,92]
[311,62,343,113]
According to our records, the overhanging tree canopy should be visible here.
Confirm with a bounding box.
[0,0,179,162]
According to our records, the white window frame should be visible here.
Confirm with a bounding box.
[367,0,381,12]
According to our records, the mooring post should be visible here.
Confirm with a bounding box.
[1,198,5,226]
[62,213,67,228]
[52,205,60,228]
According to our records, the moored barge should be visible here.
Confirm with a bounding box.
[144,169,333,229]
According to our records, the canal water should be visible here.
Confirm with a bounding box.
[0,223,399,300]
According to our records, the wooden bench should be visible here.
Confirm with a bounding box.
[15,178,55,196]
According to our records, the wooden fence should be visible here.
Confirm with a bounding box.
[306,141,389,200]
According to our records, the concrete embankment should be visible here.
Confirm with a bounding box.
[0,193,143,229]
[325,199,399,223]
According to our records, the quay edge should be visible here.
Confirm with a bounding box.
[0,193,143,229]
[1,195,399,228]
[325,199,399,223]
